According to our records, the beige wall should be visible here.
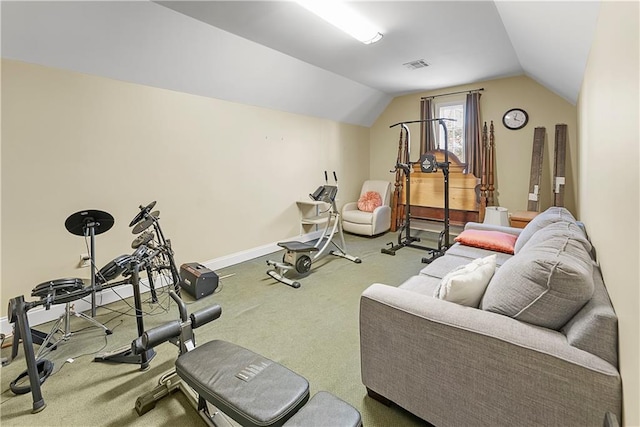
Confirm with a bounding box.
[578,1,639,425]
[370,75,578,215]
[0,59,370,312]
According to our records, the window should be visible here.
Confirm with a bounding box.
[435,100,465,162]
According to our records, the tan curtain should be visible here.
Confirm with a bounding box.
[419,98,436,154]
[464,92,482,176]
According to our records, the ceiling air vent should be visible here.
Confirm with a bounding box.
[403,59,429,70]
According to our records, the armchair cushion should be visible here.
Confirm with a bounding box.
[342,208,375,225]
[357,191,382,212]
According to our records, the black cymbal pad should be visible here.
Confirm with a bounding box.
[65,210,114,236]
[132,211,159,234]
[129,201,157,227]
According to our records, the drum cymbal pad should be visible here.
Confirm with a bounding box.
[132,231,154,249]
[129,201,157,227]
[132,211,159,234]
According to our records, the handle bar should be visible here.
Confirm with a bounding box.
[131,291,222,354]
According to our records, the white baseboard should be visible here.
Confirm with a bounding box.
[0,231,322,336]
[200,230,323,271]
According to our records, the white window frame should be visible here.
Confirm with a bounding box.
[434,99,466,162]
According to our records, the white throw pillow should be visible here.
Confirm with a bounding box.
[434,255,497,307]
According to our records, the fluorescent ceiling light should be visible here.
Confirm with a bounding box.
[296,0,383,45]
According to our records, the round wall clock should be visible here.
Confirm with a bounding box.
[502,108,529,130]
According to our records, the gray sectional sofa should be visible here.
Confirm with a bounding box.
[360,207,621,426]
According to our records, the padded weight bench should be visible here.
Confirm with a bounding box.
[134,291,362,427]
[176,339,309,427]
[282,391,362,427]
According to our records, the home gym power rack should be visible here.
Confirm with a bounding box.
[381,118,455,263]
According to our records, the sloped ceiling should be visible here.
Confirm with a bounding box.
[1,1,600,126]
[494,1,600,105]
[156,1,524,95]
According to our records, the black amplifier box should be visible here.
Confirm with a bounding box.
[179,263,218,300]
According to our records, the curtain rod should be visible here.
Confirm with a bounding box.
[421,87,484,100]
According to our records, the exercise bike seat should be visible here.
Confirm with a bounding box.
[277,241,319,253]
[175,339,309,427]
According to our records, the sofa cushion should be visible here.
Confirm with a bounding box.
[434,255,496,307]
[418,253,476,279]
[520,220,592,255]
[514,206,576,253]
[454,229,517,254]
[398,275,441,296]
[480,235,594,330]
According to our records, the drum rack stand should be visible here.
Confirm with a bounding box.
[32,299,112,360]
[94,257,157,369]
[95,201,180,369]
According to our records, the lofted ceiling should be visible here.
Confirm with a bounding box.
[156,1,601,102]
[1,1,600,126]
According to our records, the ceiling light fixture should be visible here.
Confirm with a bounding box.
[296,0,383,45]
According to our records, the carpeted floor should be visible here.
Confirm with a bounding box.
[1,230,439,426]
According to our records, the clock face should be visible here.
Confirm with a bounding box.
[503,108,529,130]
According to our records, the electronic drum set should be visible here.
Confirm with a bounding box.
[6,201,183,413]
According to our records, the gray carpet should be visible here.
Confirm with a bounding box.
[1,230,439,426]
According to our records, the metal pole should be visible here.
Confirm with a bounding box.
[439,119,451,249]
[13,296,46,413]
[90,223,97,317]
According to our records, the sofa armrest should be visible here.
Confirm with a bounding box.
[360,284,621,426]
[464,221,522,237]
